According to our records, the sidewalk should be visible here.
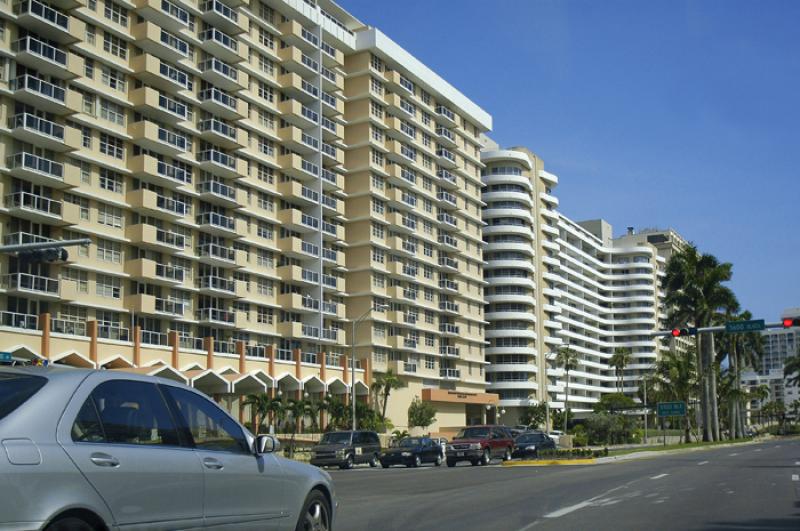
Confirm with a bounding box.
[595,436,772,464]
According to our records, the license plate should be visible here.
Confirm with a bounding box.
[457,452,464,457]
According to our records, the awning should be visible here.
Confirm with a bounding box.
[326,377,348,395]
[51,350,95,369]
[422,388,499,405]
[184,369,230,394]
[224,372,267,395]
[301,375,326,393]
[114,364,188,384]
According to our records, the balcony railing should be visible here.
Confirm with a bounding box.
[197,243,236,262]
[435,105,455,121]
[199,87,238,110]
[4,232,54,246]
[439,301,460,312]
[157,160,192,184]
[14,0,69,30]
[246,344,267,358]
[197,149,236,169]
[196,307,234,323]
[98,324,130,342]
[403,362,417,373]
[439,279,458,291]
[50,318,87,336]
[198,57,238,81]
[5,192,62,216]
[440,346,460,357]
[2,272,58,294]
[10,75,65,102]
[198,118,237,140]
[155,263,184,282]
[301,352,317,364]
[196,211,235,230]
[440,324,460,335]
[12,36,67,66]
[9,113,64,141]
[440,368,461,379]
[197,180,236,200]
[156,194,189,216]
[155,298,185,315]
[436,149,455,164]
[0,311,38,330]
[7,152,64,179]
[200,0,238,23]
[199,27,238,52]
[155,228,187,249]
[437,169,457,185]
[276,349,293,361]
[141,330,168,346]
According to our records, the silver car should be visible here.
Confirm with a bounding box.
[0,366,335,531]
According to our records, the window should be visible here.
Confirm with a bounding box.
[372,198,385,215]
[371,174,384,190]
[372,222,385,239]
[104,0,128,26]
[64,193,89,220]
[425,355,435,369]
[96,273,121,298]
[101,66,126,92]
[369,101,384,119]
[84,57,94,79]
[97,238,121,263]
[371,149,384,167]
[72,380,180,446]
[99,133,124,159]
[63,268,89,293]
[163,386,249,453]
[370,126,384,142]
[100,99,125,125]
[372,274,385,288]
[372,247,385,264]
[98,203,123,228]
[370,54,384,72]
[0,374,47,422]
[370,77,384,95]
[100,168,123,193]
[257,306,273,324]
[103,33,127,59]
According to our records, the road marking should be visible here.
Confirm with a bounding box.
[698,461,709,466]
[792,475,799,481]
[794,461,800,466]
[754,449,762,452]
[543,500,593,519]
[650,473,669,480]
[728,452,739,456]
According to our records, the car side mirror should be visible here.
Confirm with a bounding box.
[255,435,280,455]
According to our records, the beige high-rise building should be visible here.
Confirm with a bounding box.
[0,0,493,431]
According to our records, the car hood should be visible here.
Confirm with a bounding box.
[450,438,487,445]
[383,447,421,455]
[312,443,349,452]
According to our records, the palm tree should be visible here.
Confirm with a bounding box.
[285,398,308,458]
[555,345,579,433]
[242,392,272,434]
[664,244,738,442]
[790,399,800,426]
[652,346,698,443]
[783,347,800,387]
[610,347,632,393]
[370,369,405,422]
[749,384,770,425]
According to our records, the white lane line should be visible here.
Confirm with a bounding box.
[698,461,709,466]
[792,474,799,481]
[794,461,800,466]
[754,449,762,452]
[543,500,593,519]
[728,452,739,456]
[650,473,669,480]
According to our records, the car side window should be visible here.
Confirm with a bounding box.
[369,433,379,445]
[74,380,180,446]
[163,386,249,454]
[353,432,365,444]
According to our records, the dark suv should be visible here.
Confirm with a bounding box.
[446,425,514,467]
[310,430,381,469]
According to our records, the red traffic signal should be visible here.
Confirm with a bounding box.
[783,318,800,328]
[671,328,698,337]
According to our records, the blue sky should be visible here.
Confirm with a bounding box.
[342,0,799,321]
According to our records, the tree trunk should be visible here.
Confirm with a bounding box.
[696,334,711,442]
[684,411,692,443]
[564,371,570,434]
[708,333,721,441]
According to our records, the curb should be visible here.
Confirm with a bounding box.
[502,458,596,467]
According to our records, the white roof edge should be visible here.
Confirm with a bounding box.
[356,28,492,131]
[480,149,533,169]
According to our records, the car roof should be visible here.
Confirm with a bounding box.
[0,366,195,390]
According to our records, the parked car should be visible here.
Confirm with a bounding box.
[445,425,514,467]
[380,437,443,468]
[512,431,557,459]
[310,430,381,469]
[548,429,565,446]
[0,366,335,531]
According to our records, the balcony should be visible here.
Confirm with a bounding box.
[13,0,79,43]
[196,242,237,266]
[0,311,38,331]
[197,118,242,149]
[8,113,79,152]
[127,189,189,220]
[437,168,458,188]
[439,323,460,335]
[277,237,318,260]
[128,121,188,156]
[196,307,235,327]
[439,301,460,313]
[198,87,244,119]
[436,126,457,146]
[9,75,79,114]
[127,224,188,251]
[3,232,54,247]
[195,211,236,235]
[435,105,457,126]
[438,234,459,250]
[0,273,59,299]
[196,275,236,296]
[125,258,185,285]
[440,346,460,358]
[438,212,458,228]
[131,22,189,63]
[197,180,239,206]
[129,155,192,189]
[440,368,461,380]
[436,148,457,168]
[126,293,186,317]
[439,279,459,292]
[278,209,318,233]
[199,27,243,63]
[197,149,246,178]
[4,192,62,222]
[129,87,189,125]
[6,152,68,187]
[12,36,79,79]
[198,57,243,91]
[437,191,458,208]
[200,0,244,34]
[439,256,459,270]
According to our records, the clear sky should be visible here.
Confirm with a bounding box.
[342,0,799,321]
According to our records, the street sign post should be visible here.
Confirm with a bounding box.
[657,401,686,418]
[725,319,765,334]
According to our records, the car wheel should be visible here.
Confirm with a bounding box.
[340,454,354,470]
[481,449,491,466]
[411,455,421,468]
[504,448,512,461]
[369,454,379,468]
[295,490,331,531]
[470,459,479,466]
[446,459,456,467]
[46,517,95,531]
[435,453,443,466]
[381,461,390,469]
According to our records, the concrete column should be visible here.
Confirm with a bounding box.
[168,331,179,368]
[319,351,326,381]
[205,337,214,370]
[364,354,372,388]
[293,348,302,380]
[133,325,141,367]
[88,320,98,365]
[237,340,246,373]
[319,390,326,431]
[341,355,349,384]
[39,312,50,360]
[267,344,275,379]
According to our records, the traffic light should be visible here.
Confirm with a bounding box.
[783,318,800,328]
[17,248,68,265]
[671,327,698,337]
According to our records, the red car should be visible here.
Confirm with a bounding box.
[445,425,514,467]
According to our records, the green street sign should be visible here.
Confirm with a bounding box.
[725,319,765,334]
[657,401,686,418]
[0,352,12,362]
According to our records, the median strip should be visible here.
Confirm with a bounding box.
[502,458,596,467]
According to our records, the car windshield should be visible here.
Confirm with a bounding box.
[0,373,47,421]
[455,427,490,439]
[399,437,424,447]
[320,432,352,445]
[517,434,547,444]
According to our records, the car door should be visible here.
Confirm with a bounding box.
[161,385,286,530]
[422,438,436,462]
[58,376,204,531]
[367,432,381,461]
[491,428,506,457]
[352,431,367,463]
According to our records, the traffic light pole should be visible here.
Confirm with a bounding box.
[0,239,91,254]
[650,322,788,337]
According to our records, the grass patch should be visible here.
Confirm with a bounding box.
[607,437,755,457]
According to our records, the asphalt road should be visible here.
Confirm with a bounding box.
[329,439,800,531]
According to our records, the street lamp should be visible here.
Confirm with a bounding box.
[352,303,389,430]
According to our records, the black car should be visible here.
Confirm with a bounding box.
[512,431,556,459]
[380,437,444,468]
[310,430,381,469]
